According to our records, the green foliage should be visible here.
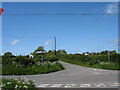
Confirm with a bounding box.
[1,78,35,89]
[100,50,108,55]
[47,50,55,56]
[57,49,67,55]
[99,50,117,55]
[2,50,64,75]
[32,46,45,57]
[2,56,16,65]
[15,56,35,67]
[44,55,58,62]
[59,53,120,70]
[2,55,35,67]
[2,61,64,75]
[4,52,13,57]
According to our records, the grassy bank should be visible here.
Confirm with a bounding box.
[2,61,64,75]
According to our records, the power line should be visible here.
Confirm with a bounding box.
[2,35,53,39]
[2,13,117,16]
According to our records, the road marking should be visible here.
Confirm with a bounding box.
[64,84,76,88]
[109,83,120,87]
[37,84,49,87]
[94,73,100,74]
[36,83,120,88]
[93,69,97,71]
[50,84,62,87]
[80,84,91,87]
[95,83,105,87]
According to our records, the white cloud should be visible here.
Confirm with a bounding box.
[105,3,118,15]
[45,41,51,46]
[11,40,20,45]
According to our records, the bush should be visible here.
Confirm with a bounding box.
[44,55,58,62]
[15,56,35,67]
[2,56,16,65]
[2,61,64,75]
[1,78,35,89]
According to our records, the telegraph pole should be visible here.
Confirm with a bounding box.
[54,37,56,55]
[108,51,110,64]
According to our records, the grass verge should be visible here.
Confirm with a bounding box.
[60,58,119,70]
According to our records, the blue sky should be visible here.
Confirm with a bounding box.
[1,2,118,55]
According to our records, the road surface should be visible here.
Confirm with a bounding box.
[2,61,119,88]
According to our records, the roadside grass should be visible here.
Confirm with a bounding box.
[2,61,64,75]
[1,78,36,89]
[60,58,119,70]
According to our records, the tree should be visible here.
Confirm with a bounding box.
[33,46,44,53]
[100,50,117,55]
[57,49,67,55]
[4,52,13,57]
[110,50,117,54]
[47,50,54,55]
[32,46,45,57]
[100,50,108,55]
[35,46,44,51]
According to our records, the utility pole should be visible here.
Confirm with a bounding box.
[54,37,56,55]
[108,51,110,64]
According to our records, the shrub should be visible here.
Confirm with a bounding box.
[1,78,35,89]
[15,56,35,67]
[44,55,58,62]
[2,61,64,75]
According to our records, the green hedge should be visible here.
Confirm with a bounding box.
[59,54,120,70]
[2,61,64,75]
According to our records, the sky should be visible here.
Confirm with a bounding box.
[1,2,119,55]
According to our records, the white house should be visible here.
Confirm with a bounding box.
[29,53,34,58]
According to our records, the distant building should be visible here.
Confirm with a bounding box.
[85,52,89,55]
[84,52,95,55]
[29,53,34,58]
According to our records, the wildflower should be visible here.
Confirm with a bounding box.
[22,82,25,84]
[23,85,28,88]
[18,80,21,83]
[15,85,18,88]
[0,84,4,88]
[12,61,16,63]
[15,79,17,81]
[7,82,12,84]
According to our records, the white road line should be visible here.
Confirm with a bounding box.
[37,84,50,87]
[95,83,105,87]
[50,84,62,87]
[80,84,91,88]
[64,84,76,88]
[94,73,100,74]
[109,83,120,87]
[93,69,97,71]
